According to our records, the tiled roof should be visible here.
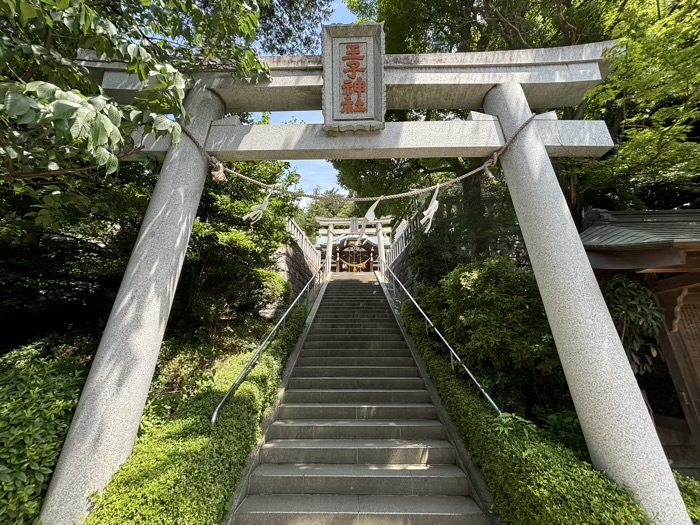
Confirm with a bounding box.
[580,210,700,250]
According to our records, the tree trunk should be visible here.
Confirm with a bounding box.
[460,171,489,258]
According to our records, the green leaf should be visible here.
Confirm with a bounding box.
[153,114,173,131]
[105,154,118,175]
[19,2,38,23]
[5,92,31,117]
[107,105,121,127]
[170,123,181,144]
[16,109,38,125]
[93,113,113,145]
[51,100,82,119]
[89,96,107,112]
[47,161,60,171]
[70,107,95,138]
[26,81,57,99]
[94,147,110,166]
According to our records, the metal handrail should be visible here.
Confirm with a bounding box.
[382,267,502,415]
[211,267,326,424]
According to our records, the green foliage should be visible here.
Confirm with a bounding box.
[402,301,654,524]
[0,0,268,180]
[347,0,616,54]
[600,275,664,375]
[412,258,667,437]
[294,186,359,240]
[578,1,700,210]
[0,335,93,525]
[0,163,155,346]
[258,0,333,54]
[180,161,300,329]
[418,257,566,414]
[84,305,307,525]
[253,268,292,308]
[676,472,700,524]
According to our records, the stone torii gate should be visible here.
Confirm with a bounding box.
[42,24,690,524]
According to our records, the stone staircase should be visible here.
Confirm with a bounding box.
[233,272,488,525]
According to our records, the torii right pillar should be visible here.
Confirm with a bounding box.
[484,82,691,524]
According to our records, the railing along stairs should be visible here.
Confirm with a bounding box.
[286,219,322,271]
[379,266,501,414]
[211,267,326,424]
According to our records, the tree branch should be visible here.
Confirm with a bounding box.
[4,147,144,181]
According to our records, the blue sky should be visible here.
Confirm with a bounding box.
[254,1,356,197]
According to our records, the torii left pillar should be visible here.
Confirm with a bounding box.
[41,83,224,524]
[326,225,334,274]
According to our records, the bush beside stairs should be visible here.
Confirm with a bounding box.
[230,272,489,525]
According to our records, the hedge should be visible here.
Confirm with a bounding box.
[0,337,91,525]
[402,301,700,524]
[84,304,307,525]
[0,307,306,525]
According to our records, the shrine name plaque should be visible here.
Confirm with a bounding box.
[322,23,385,133]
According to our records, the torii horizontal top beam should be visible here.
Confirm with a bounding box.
[317,218,393,226]
[79,40,614,112]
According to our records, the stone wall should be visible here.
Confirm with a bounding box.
[274,241,319,297]
[389,245,416,294]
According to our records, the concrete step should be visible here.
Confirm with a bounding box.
[303,340,407,349]
[310,325,400,332]
[325,288,382,292]
[318,305,391,311]
[287,377,426,389]
[248,464,469,495]
[268,419,446,440]
[292,366,418,377]
[320,298,388,302]
[260,439,455,464]
[316,311,394,317]
[235,494,487,525]
[322,293,387,298]
[314,314,396,321]
[310,322,399,330]
[305,333,404,342]
[277,403,436,420]
[300,348,411,358]
[322,294,385,298]
[283,389,430,403]
[296,357,414,367]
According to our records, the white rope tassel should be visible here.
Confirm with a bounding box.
[419,184,440,233]
[483,166,496,182]
[243,189,273,224]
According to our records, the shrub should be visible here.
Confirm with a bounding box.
[252,268,292,310]
[600,275,664,376]
[677,472,700,523]
[403,300,653,524]
[419,257,567,414]
[84,305,307,525]
[403,300,700,523]
[0,338,91,525]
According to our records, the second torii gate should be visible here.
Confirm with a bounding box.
[42,23,691,525]
[316,217,392,274]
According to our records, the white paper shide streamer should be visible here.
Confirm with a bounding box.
[419,184,440,233]
[358,197,381,240]
[243,189,273,224]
